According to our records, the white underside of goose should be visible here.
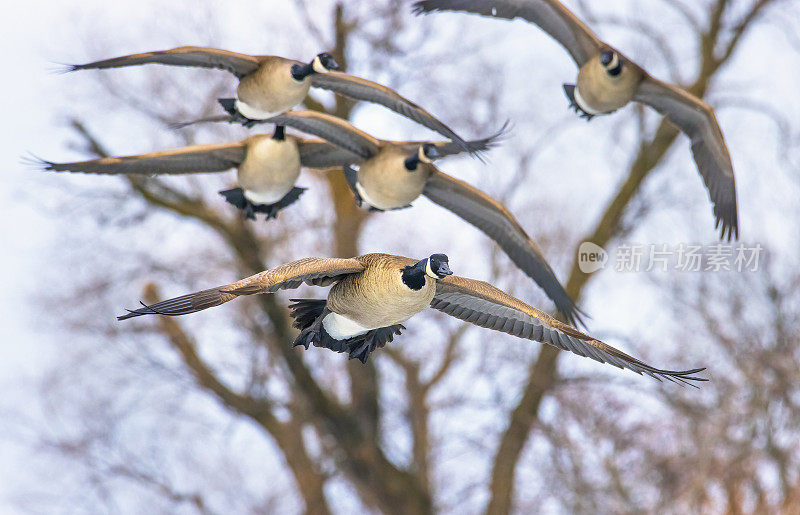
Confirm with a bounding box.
[243,187,291,205]
[573,86,603,115]
[322,312,372,340]
[355,182,392,211]
[234,99,287,121]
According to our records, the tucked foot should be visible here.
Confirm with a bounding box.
[220,187,306,221]
[219,187,256,220]
[346,324,405,363]
[217,98,259,127]
[288,299,328,331]
[343,166,363,208]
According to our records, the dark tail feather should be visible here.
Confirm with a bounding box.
[169,114,233,129]
[343,166,364,207]
[349,324,405,363]
[288,299,328,331]
[257,187,307,220]
[219,187,248,209]
[170,98,256,130]
[218,98,237,116]
[219,187,257,220]
[118,287,228,320]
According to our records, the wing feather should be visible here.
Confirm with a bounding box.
[423,168,582,325]
[267,111,382,160]
[635,77,739,240]
[68,46,262,78]
[399,121,510,158]
[35,142,246,176]
[118,257,365,320]
[413,0,603,66]
[295,139,363,168]
[310,72,471,151]
[431,275,707,384]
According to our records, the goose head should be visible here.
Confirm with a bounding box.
[404,143,440,171]
[599,50,622,77]
[312,52,339,73]
[425,253,453,279]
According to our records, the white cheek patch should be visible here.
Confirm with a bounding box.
[608,53,619,70]
[322,312,371,340]
[312,56,329,74]
[425,259,438,279]
[573,86,603,115]
[235,99,286,120]
[418,146,432,164]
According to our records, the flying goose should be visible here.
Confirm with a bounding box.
[413,0,739,240]
[118,252,706,383]
[34,113,498,220]
[67,46,473,152]
[33,126,359,220]
[225,110,581,325]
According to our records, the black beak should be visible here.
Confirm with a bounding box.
[436,263,453,277]
[427,146,440,160]
[327,57,340,71]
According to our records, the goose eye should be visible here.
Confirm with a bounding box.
[423,143,440,159]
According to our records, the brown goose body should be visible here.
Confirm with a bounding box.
[235,57,311,119]
[237,134,302,204]
[327,254,436,330]
[356,147,434,210]
[574,52,643,114]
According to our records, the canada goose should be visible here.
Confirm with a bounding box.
[221,110,581,325]
[413,0,739,241]
[118,252,706,383]
[67,46,473,152]
[32,126,361,220]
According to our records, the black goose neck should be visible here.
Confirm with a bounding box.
[401,263,426,290]
[404,155,420,171]
[272,125,286,141]
[291,63,314,81]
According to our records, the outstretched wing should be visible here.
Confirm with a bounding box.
[266,111,382,160]
[399,121,510,159]
[431,275,707,384]
[34,142,246,176]
[295,139,363,169]
[423,168,582,325]
[413,0,603,66]
[118,257,365,320]
[68,46,263,78]
[635,77,739,240]
[310,71,472,152]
